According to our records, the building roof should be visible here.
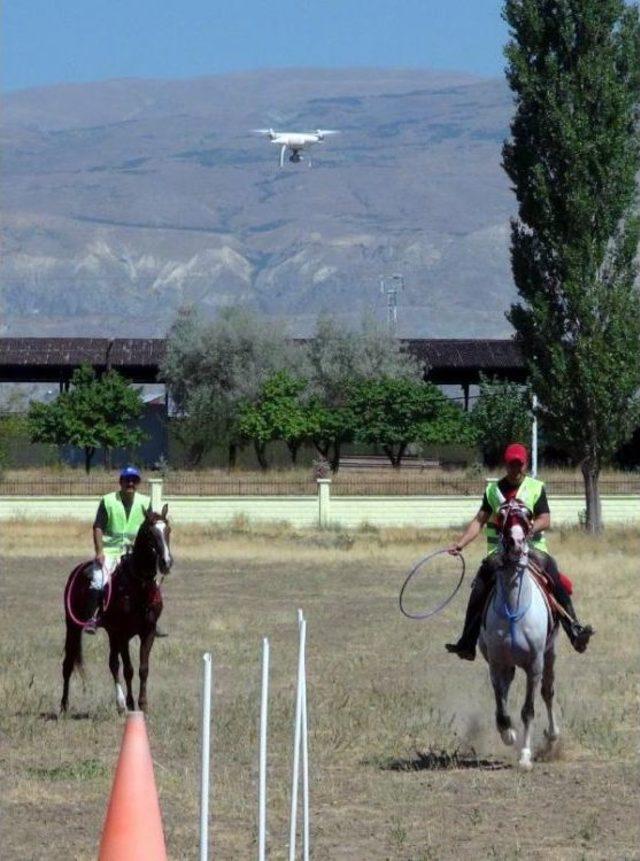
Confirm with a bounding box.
[0,336,526,386]
[406,338,526,384]
[0,338,165,383]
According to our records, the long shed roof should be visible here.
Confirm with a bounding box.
[0,336,526,385]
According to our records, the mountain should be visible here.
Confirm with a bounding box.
[1,68,519,338]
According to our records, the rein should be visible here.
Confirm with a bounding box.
[496,563,531,648]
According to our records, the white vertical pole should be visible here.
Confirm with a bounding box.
[289,618,307,861]
[298,613,310,861]
[200,652,213,861]
[532,393,539,478]
[149,477,163,511]
[258,637,270,861]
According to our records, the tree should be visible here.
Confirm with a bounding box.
[350,377,476,467]
[471,375,532,466]
[237,372,310,469]
[27,365,145,473]
[503,0,640,531]
[0,413,28,476]
[306,315,423,470]
[162,307,300,467]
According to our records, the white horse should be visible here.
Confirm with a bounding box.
[478,502,560,770]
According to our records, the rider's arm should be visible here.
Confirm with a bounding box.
[93,526,104,557]
[531,487,551,536]
[448,508,490,554]
[93,501,108,562]
[532,512,550,535]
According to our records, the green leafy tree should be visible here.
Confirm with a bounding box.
[350,377,476,467]
[503,0,640,531]
[237,372,310,469]
[162,307,301,468]
[471,375,532,466]
[0,413,29,476]
[27,365,145,473]
[306,315,423,470]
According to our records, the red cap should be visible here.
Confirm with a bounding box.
[504,443,528,465]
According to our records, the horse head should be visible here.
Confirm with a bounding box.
[134,504,173,579]
[497,500,532,562]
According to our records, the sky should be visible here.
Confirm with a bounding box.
[3,0,508,92]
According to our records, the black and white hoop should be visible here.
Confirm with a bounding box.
[398,549,466,620]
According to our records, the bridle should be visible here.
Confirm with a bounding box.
[495,501,534,643]
[130,511,173,582]
[498,501,533,562]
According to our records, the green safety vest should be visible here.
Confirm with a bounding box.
[485,476,548,555]
[101,491,151,559]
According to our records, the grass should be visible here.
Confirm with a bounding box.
[0,522,639,859]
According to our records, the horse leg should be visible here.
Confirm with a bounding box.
[541,647,560,744]
[108,634,126,714]
[61,619,82,713]
[491,664,516,746]
[519,661,542,771]
[120,641,135,712]
[138,631,156,712]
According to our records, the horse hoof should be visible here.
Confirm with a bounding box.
[501,728,517,746]
[544,729,560,744]
[518,755,533,771]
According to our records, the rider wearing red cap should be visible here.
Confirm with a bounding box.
[445,443,593,660]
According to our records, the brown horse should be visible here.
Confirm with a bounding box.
[61,505,172,714]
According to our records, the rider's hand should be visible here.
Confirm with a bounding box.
[447,543,463,556]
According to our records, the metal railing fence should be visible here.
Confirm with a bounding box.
[1,475,639,497]
[0,478,151,497]
[162,477,318,496]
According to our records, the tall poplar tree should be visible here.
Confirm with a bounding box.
[503,0,640,531]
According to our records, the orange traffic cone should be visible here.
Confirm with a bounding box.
[98,711,168,860]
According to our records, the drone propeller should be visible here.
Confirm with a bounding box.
[252,128,276,138]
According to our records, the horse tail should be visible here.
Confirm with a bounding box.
[61,568,85,711]
[64,612,84,670]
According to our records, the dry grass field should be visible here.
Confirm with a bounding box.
[1,519,638,860]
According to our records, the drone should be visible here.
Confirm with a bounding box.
[253,128,339,167]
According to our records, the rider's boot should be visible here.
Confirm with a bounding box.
[555,588,594,653]
[445,578,490,661]
[84,587,102,635]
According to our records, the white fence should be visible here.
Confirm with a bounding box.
[0,478,639,529]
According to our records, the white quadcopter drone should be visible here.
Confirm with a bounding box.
[253,128,340,167]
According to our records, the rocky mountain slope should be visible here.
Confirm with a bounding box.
[2,68,518,337]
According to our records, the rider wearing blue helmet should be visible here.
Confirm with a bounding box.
[84,466,167,635]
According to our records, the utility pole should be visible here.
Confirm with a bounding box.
[531,393,538,477]
[379,273,404,335]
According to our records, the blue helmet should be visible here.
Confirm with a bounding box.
[120,465,141,481]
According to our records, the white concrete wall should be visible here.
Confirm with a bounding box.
[164,495,319,527]
[328,495,479,529]
[1,486,639,529]
[0,496,97,521]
